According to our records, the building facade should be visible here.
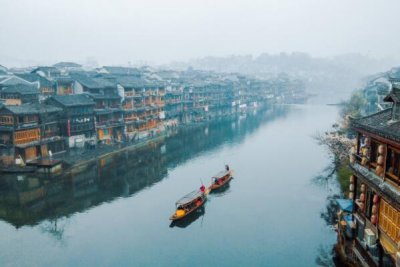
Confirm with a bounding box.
[338,73,400,267]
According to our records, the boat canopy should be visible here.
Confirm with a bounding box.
[176,190,203,206]
[212,170,230,179]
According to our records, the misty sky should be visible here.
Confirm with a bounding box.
[1,0,400,67]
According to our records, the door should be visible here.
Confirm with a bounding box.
[25,147,37,160]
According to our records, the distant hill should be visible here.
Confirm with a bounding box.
[168,52,398,103]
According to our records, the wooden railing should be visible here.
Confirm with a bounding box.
[14,129,40,144]
[125,92,135,97]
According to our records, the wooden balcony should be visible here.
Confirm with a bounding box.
[123,104,133,110]
[124,92,135,97]
[125,115,138,122]
[14,128,40,145]
[0,115,14,126]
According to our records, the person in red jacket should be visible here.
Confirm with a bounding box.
[200,184,206,193]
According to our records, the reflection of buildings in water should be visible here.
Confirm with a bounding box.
[0,106,289,228]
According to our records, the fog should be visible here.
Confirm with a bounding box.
[1,0,400,67]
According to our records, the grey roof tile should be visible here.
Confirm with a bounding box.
[50,94,95,107]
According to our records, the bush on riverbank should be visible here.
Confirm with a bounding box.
[336,161,351,195]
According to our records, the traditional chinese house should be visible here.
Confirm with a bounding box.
[70,74,125,143]
[0,84,39,105]
[205,82,237,119]
[0,103,63,163]
[55,77,75,95]
[47,94,95,148]
[31,66,61,80]
[90,93,124,143]
[118,76,140,140]
[164,88,183,123]
[341,73,400,267]
[116,77,165,140]
[15,73,55,100]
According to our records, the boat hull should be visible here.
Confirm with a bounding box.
[170,199,206,221]
[208,175,233,192]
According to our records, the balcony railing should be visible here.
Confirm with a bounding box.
[353,239,378,267]
[125,92,135,97]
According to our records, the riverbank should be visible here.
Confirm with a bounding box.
[0,104,339,267]
[50,109,262,176]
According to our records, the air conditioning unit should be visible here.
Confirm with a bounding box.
[364,228,376,246]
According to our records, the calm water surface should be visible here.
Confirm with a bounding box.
[0,105,341,267]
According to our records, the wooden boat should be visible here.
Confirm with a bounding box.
[208,170,233,192]
[169,206,205,228]
[170,190,207,221]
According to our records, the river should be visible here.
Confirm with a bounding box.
[0,104,342,267]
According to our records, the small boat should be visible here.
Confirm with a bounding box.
[169,206,205,228]
[208,169,234,192]
[170,190,207,221]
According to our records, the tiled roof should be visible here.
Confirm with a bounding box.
[70,74,116,89]
[114,76,142,88]
[86,93,121,100]
[56,77,74,84]
[53,62,82,68]
[102,66,141,76]
[92,77,117,88]
[14,73,54,88]
[351,108,400,142]
[15,73,41,82]
[31,66,60,73]
[1,84,39,95]
[50,94,95,107]
[0,76,35,87]
[70,73,98,88]
[1,103,61,115]
[115,76,164,88]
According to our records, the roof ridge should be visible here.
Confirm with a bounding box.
[352,108,391,121]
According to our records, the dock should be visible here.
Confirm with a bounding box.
[26,159,63,174]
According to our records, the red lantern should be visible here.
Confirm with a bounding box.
[371,215,377,225]
[372,204,377,214]
[360,193,365,202]
[373,195,379,204]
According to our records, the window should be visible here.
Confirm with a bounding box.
[392,103,400,121]
[0,116,13,125]
[379,199,400,243]
[370,140,380,164]
[357,133,367,156]
[18,115,37,124]
[365,189,374,219]
[386,147,400,182]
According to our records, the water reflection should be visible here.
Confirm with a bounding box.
[0,106,288,229]
[311,161,343,266]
